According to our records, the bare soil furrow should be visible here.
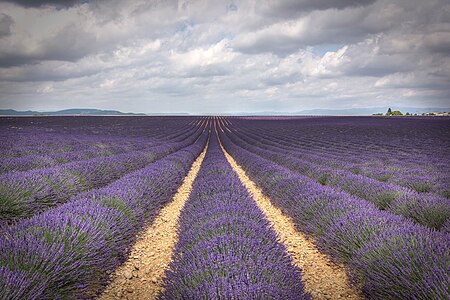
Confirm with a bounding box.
[97,143,208,300]
[220,140,362,300]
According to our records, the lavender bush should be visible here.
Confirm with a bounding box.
[0,125,204,222]
[0,116,196,158]
[224,116,449,198]
[222,122,450,230]
[161,133,310,299]
[218,127,449,299]
[0,133,207,299]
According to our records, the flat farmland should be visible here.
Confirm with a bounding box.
[0,116,448,299]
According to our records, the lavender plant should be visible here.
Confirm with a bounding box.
[222,121,450,230]
[161,133,310,299]
[224,116,449,198]
[218,128,449,300]
[0,125,204,222]
[0,133,208,299]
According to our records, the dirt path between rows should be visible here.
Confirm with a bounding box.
[220,142,362,300]
[98,143,208,300]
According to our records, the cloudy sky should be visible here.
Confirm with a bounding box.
[0,0,449,114]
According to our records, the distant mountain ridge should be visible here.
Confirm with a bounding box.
[0,108,146,116]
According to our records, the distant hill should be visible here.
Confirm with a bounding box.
[0,108,146,116]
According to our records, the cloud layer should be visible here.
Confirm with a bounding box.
[0,0,449,113]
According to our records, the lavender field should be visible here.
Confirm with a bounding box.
[0,116,449,299]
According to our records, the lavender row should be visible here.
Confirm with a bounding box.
[227,121,450,202]
[224,117,450,177]
[0,133,208,300]
[0,123,198,175]
[240,125,448,167]
[221,124,449,228]
[0,116,196,158]
[229,123,449,198]
[0,125,204,223]
[222,117,450,172]
[0,141,148,174]
[223,117,449,187]
[221,125,450,230]
[162,132,309,299]
[219,130,449,299]
[348,165,449,198]
[0,132,106,158]
[0,119,194,162]
[226,116,450,164]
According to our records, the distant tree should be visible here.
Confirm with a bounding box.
[386,107,392,116]
[391,110,403,116]
[405,112,411,116]
[372,113,383,116]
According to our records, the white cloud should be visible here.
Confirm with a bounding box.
[37,83,54,93]
[170,39,235,71]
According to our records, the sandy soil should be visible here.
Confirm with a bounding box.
[97,143,208,300]
[220,142,363,300]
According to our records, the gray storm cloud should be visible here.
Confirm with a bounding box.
[0,13,13,37]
